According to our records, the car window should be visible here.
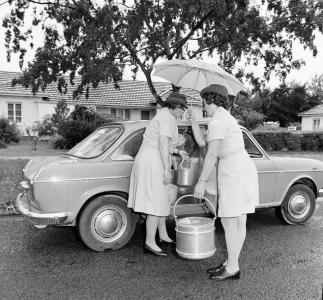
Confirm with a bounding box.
[112,130,144,160]
[67,126,123,158]
[243,132,262,158]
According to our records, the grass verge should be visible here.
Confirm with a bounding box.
[0,159,28,214]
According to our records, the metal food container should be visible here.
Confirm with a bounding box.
[173,195,216,260]
[173,157,200,186]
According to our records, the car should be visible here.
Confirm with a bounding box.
[15,120,323,251]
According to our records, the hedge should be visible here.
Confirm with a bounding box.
[252,131,323,151]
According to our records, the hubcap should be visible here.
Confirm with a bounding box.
[287,192,310,219]
[91,206,127,242]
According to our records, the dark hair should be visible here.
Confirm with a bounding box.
[204,93,229,109]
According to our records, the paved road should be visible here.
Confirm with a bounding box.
[1,204,322,300]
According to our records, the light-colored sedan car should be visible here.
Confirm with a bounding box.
[16,120,323,251]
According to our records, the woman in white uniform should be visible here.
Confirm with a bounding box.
[128,92,188,257]
[189,84,259,280]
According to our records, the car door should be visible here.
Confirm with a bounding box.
[110,129,145,189]
[242,130,276,207]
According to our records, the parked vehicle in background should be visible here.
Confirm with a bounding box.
[15,120,323,251]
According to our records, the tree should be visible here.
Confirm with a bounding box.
[51,99,70,131]
[308,74,323,98]
[2,0,323,103]
[259,83,321,127]
[25,120,48,150]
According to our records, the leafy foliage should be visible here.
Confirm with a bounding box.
[253,83,321,127]
[56,105,106,148]
[253,131,323,152]
[0,117,20,143]
[51,99,70,131]
[3,0,323,103]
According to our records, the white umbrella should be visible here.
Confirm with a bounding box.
[153,59,246,96]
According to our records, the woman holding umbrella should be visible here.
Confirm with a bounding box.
[128,92,188,257]
[188,84,259,280]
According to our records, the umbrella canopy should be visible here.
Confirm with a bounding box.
[153,59,246,96]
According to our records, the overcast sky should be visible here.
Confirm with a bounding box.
[0,1,322,90]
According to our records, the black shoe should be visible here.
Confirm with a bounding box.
[209,269,241,281]
[143,244,168,257]
[207,261,227,274]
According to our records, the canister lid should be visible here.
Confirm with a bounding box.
[176,217,215,233]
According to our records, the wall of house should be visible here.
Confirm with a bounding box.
[0,95,74,135]
[301,116,323,131]
[96,106,155,121]
[0,94,41,135]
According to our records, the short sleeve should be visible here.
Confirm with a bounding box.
[158,114,176,138]
[207,118,225,141]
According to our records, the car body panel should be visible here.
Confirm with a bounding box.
[16,120,323,227]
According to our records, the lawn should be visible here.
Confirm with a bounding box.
[0,140,66,157]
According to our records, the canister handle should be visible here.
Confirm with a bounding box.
[173,194,216,221]
[179,156,191,169]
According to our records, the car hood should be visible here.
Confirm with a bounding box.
[270,156,323,172]
[24,155,78,182]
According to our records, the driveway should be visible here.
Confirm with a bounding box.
[0,203,322,300]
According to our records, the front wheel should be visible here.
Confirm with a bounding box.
[275,184,316,225]
[77,194,136,251]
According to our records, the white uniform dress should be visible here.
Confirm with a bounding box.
[207,107,259,217]
[127,108,178,216]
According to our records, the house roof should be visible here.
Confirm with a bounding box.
[0,71,202,108]
[298,104,323,116]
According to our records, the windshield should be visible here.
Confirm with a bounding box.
[67,126,123,158]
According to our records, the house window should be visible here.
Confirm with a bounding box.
[313,118,320,130]
[117,109,123,117]
[111,108,116,117]
[8,103,22,123]
[141,110,150,120]
[125,109,131,120]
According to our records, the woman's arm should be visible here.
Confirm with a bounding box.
[191,120,207,147]
[159,135,172,185]
[194,139,220,198]
[187,110,206,147]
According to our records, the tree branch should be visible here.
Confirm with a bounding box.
[169,9,215,58]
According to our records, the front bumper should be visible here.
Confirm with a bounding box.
[16,192,71,226]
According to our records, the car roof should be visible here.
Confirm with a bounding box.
[98,119,246,131]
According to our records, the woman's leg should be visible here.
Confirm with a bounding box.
[157,216,173,242]
[146,215,162,251]
[221,214,247,273]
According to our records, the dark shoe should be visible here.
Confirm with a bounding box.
[209,269,241,281]
[207,261,227,274]
[144,244,168,257]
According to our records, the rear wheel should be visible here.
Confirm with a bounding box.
[77,194,136,251]
[275,184,316,225]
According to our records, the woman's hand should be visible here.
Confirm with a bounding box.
[178,149,189,160]
[163,169,172,185]
[194,181,206,199]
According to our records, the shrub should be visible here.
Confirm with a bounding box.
[0,117,20,143]
[50,134,69,149]
[57,120,96,148]
[252,131,323,151]
[0,140,7,148]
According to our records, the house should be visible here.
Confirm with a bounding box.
[298,104,323,131]
[0,71,203,135]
